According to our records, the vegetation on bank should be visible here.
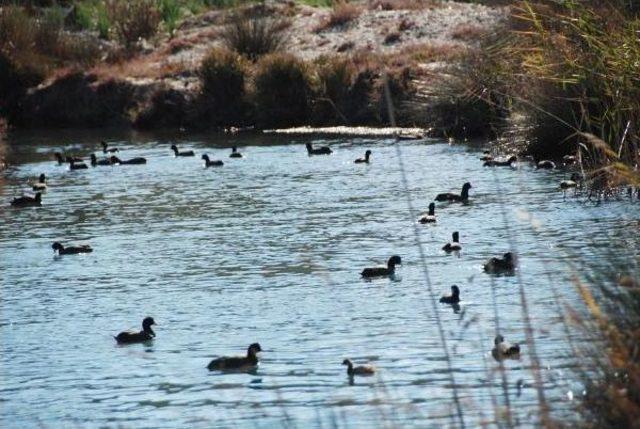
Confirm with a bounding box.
[452,0,639,180]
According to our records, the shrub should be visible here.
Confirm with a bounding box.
[313,56,356,124]
[106,0,161,47]
[199,47,248,125]
[316,1,361,31]
[0,5,97,83]
[254,53,312,128]
[467,1,640,166]
[221,12,289,61]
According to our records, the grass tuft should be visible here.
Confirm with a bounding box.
[199,47,248,125]
[254,53,313,128]
[221,11,289,61]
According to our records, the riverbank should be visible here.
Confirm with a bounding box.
[1,1,505,134]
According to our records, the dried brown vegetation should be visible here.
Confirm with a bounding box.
[315,1,361,31]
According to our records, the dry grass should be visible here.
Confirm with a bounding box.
[315,1,361,32]
[368,0,441,11]
[450,23,487,41]
[105,0,161,48]
[399,42,470,63]
[398,18,415,32]
[221,12,290,61]
[254,53,313,127]
[198,47,248,125]
[90,52,189,81]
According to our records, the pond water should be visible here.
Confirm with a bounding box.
[1,130,638,428]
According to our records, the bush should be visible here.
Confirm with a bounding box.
[106,0,161,47]
[221,12,289,61]
[469,1,640,166]
[254,53,312,128]
[0,4,98,109]
[199,47,248,126]
[316,1,361,31]
[313,56,356,124]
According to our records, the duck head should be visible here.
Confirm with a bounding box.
[387,255,402,269]
[101,141,108,149]
[90,154,97,164]
[508,155,517,163]
[462,182,472,191]
[55,152,64,164]
[365,150,372,158]
[231,147,238,153]
[201,154,210,161]
[52,242,64,252]
[452,231,460,243]
[248,343,262,356]
[170,144,179,154]
[305,143,313,151]
[38,173,46,183]
[494,335,505,345]
[142,317,156,335]
[428,202,435,215]
[342,358,353,367]
[503,252,514,263]
[451,285,460,297]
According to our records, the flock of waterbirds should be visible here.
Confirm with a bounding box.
[9,137,592,378]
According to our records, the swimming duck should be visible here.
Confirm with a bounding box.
[442,231,462,252]
[90,154,112,166]
[229,147,243,158]
[207,343,262,371]
[480,150,493,162]
[361,255,402,278]
[536,160,556,169]
[202,154,224,167]
[32,174,47,191]
[110,156,146,165]
[170,144,195,157]
[560,173,581,189]
[101,141,119,153]
[418,202,436,224]
[439,285,460,304]
[114,317,156,344]
[69,160,88,170]
[306,143,332,155]
[355,150,372,164]
[342,359,375,376]
[484,252,516,274]
[484,155,517,167]
[11,193,42,207]
[52,241,93,255]
[491,334,520,360]
[435,182,472,202]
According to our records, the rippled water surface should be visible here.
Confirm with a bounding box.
[1,130,638,428]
